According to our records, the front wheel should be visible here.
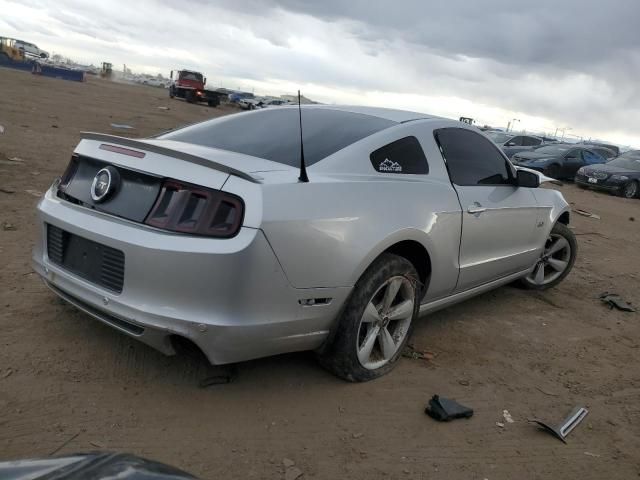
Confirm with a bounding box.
[621,180,638,199]
[519,222,577,290]
[543,164,561,179]
[318,253,420,382]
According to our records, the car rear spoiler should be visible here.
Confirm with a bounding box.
[80,132,261,183]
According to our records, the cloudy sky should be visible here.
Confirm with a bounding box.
[2,0,639,146]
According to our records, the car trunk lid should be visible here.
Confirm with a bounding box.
[58,133,281,225]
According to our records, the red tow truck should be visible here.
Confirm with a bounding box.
[168,69,222,107]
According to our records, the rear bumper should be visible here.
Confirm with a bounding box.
[32,187,351,364]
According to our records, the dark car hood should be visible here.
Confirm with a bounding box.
[513,151,559,161]
[0,453,197,480]
[584,163,639,175]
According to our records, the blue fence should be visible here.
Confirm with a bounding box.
[0,56,86,82]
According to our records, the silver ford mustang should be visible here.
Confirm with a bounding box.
[32,106,576,381]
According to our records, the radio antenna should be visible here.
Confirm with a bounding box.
[297,90,309,183]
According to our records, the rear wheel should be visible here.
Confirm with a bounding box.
[621,180,638,199]
[519,222,577,290]
[318,253,420,382]
[543,164,561,179]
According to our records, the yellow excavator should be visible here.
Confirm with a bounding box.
[0,37,26,62]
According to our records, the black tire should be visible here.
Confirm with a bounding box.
[519,222,577,290]
[317,253,420,382]
[621,180,639,199]
[207,97,219,107]
[186,90,196,103]
[543,164,561,179]
[169,86,175,99]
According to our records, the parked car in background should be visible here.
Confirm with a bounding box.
[228,92,254,103]
[260,98,292,108]
[584,141,620,157]
[238,97,265,110]
[511,144,606,179]
[575,150,640,198]
[586,145,618,160]
[13,38,49,58]
[484,131,548,158]
[142,77,168,88]
[32,106,575,381]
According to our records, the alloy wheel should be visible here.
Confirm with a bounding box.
[623,181,638,198]
[526,233,572,286]
[356,276,414,370]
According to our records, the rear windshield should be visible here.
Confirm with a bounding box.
[158,108,396,166]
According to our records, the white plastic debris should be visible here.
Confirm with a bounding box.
[503,410,514,424]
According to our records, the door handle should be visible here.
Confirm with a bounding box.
[467,202,486,214]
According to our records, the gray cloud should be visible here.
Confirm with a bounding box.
[2,0,639,144]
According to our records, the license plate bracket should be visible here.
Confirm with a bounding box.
[47,225,125,293]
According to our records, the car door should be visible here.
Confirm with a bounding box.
[435,127,541,291]
[562,149,585,178]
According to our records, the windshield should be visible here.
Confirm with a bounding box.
[179,71,202,81]
[485,131,512,144]
[608,152,640,171]
[533,145,572,155]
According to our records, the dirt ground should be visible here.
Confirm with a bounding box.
[1,67,639,480]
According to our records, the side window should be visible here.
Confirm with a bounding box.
[435,128,512,186]
[566,149,583,160]
[370,136,429,174]
[507,136,524,146]
[583,150,604,165]
[524,136,541,146]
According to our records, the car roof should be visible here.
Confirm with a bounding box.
[508,133,542,138]
[566,143,607,151]
[303,105,438,123]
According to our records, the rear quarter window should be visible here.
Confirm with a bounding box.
[369,136,429,174]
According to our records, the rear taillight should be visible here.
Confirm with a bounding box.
[58,155,80,193]
[145,180,244,238]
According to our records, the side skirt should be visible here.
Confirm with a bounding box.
[418,268,532,317]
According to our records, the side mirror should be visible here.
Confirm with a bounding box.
[516,169,540,188]
[204,77,207,84]
[170,70,173,79]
